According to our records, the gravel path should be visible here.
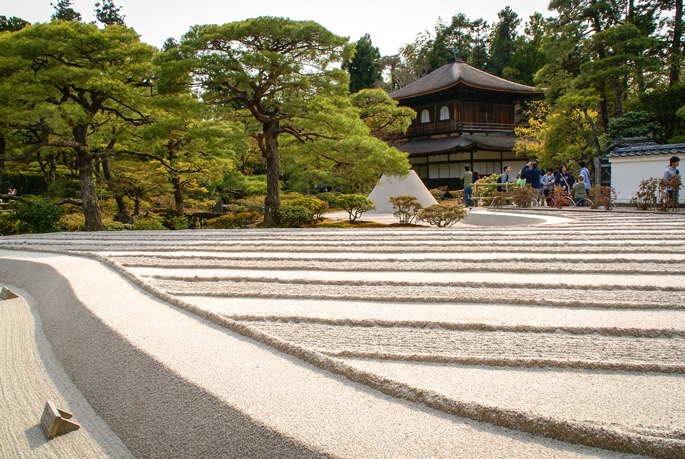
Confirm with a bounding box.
[1,208,684,458]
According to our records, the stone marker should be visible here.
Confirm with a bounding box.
[40,401,80,439]
[0,286,18,300]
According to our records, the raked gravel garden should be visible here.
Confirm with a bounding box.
[1,207,684,459]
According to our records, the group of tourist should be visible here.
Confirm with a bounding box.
[461,157,680,207]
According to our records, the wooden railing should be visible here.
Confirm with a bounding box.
[406,121,524,137]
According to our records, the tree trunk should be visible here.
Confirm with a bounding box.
[74,125,102,231]
[0,134,5,190]
[672,0,683,86]
[102,157,132,223]
[262,127,281,227]
[172,176,184,215]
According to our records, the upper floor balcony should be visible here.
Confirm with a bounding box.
[405,120,525,138]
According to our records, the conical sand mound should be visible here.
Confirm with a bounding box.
[367,171,438,213]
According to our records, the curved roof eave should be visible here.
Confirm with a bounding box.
[393,80,544,101]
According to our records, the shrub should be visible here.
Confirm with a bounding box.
[289,197,329,220]
[316,191,341,205]
[204,212,261,229]
[429,188,445,201]
[388,195,423,224]
[103,221,127,231]
[589,186,617,210]
[276,205,313,227]
[0,213,17,236]
[333,194,376,222]
[475,173,501,198]
[165,216,190,230]
[490,190,507,208]
[631,178,658,210]
[60,212,85,231]
[512,185,536,208]
[235,195,265,214]
[14,198,64,233]
[133,218,167,231]
[417,202,468,227]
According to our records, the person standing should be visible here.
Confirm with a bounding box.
[522,161,543,204]
[573,175,587,206]
[461,166,473,206]
[541,167,555,206]
[664,156,681,204]
[555,164,573,193]
[578,161,591,196]
[499,165,512,192]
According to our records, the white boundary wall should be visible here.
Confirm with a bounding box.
[609,154,682,204]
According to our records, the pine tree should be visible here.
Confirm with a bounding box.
[50,0,82,22]
[343,34,382,93]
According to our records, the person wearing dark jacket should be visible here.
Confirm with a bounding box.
[555,164,573,193]
[522,161,543,204]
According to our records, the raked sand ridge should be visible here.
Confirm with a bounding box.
[1,208,684,458]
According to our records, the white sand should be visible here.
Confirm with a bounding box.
[1,208,684,458]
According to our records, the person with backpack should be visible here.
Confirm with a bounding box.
[498,165,512,192]
[522,161,543,204]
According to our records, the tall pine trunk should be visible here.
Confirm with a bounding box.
[74,125,102,231]
[672,0,683,86]
[172,176,184,215]
[262,125,281,227]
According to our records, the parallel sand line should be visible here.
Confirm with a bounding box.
[240,321,685,373]
[119,258,685,274]
[78,254,685,459]
[147,274,685,291]
[3,241,685,254]
[1,246,681,457]
[154,280,685,310]
[226,314,685,338]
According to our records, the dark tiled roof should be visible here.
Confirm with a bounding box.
[396,135,515,155]
[606,143,685,158]
[603,136,658,153]
[388,60,541,100]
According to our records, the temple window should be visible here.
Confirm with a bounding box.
[440,106,449,120]
[421,109,430,123]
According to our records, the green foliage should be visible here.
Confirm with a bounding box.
[607,112,659,139]
[343,34,382,93]
[276,205,314,227]
[388,195,422,224]
[234,196,266,214]
[94,0,126,26]
[133,218,167,231]
[103,221,127,231]
[204,212,261,229]
[316,191,342,205]
[60,212,85,231]
[13,198,64,233]
[0,16,29,32]
[51,0,82,21]
[350,88,415,138]
[332,194,376,222]
[165,216,189,230]
[417,202,467,227]
[475,174,501,198]
[288,197,329,220]
[0,213,17,236]
[429,189,445,201]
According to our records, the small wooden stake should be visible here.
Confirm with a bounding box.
[40,401,80,439]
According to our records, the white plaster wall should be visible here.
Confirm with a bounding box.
[609,155,682,203]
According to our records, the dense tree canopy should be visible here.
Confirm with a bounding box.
[0,21,156,230]
[343,34,382,93]
[175,16,408,225]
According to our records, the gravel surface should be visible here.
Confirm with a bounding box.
[1,208,684,458]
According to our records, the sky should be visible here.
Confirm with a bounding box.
[5,1,554,56]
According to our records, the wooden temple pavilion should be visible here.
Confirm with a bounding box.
[388,57,544,191]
